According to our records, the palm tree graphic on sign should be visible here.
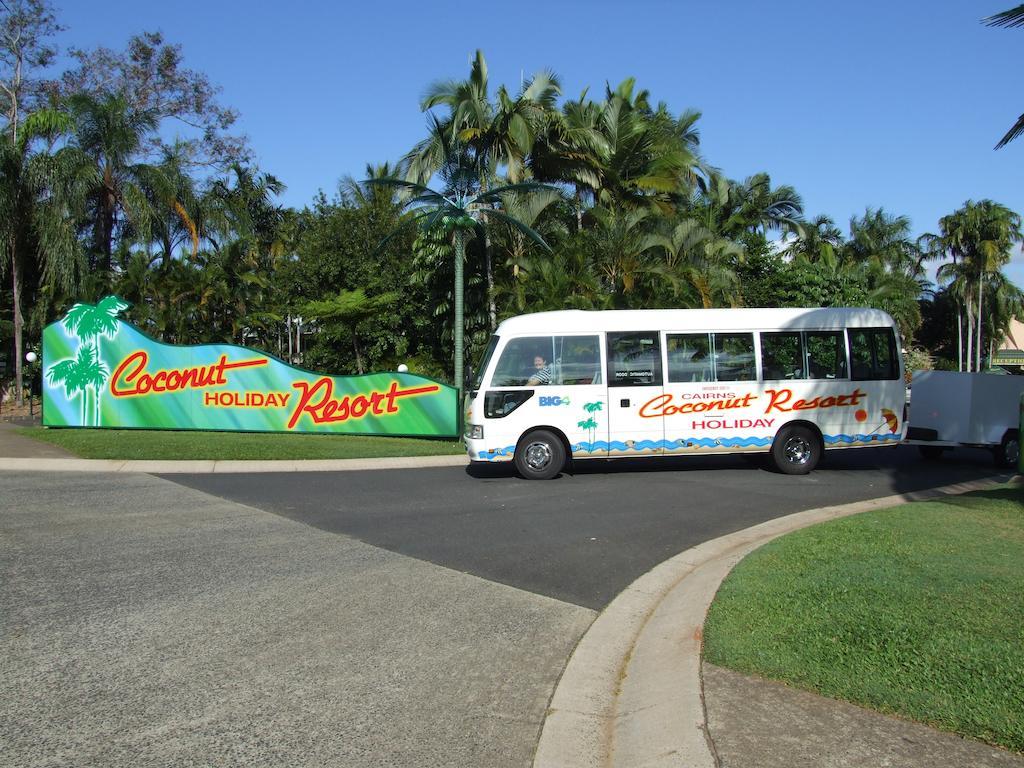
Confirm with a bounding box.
[577,400,603,451]
[47,345,108,426]
[47,296,130,426]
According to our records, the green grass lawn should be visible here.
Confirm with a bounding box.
[703,486,1024,753]
[18,427,465,461]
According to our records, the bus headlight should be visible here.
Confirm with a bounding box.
[466,424,484,440]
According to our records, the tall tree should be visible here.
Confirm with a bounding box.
[69,92,158,279]
[845,208,921,277]
[372,130,552,393]
[408,51,561,327]
[926,200,1023,370]
[689,171,803,243]
[61,31,248,168]
[0,0,61,143]
[304,289,398,374]
[534,79,702,214]
[782,214,843,263]
[0,0,63,404]
[0,109,91,405]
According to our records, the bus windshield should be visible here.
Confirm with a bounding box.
[471,336,499,390]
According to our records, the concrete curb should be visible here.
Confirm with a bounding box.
[532,474,1015,768]
[0,454,470,474]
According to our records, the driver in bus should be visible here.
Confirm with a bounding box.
[527,354,552,386]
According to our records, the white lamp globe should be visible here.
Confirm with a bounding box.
[397,364,409,373]
[25,352,37,363]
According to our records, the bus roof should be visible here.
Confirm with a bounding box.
[494,307,897,335]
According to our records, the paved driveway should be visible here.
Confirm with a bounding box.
[1,471,593,768]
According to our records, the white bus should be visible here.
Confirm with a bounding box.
[463,308,907,478]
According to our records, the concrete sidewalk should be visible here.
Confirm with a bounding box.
[0,420,76,459]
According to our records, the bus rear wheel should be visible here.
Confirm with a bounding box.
[515,430,566,480]
[771,425,821,475]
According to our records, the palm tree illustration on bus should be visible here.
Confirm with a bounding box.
[577,400,603,451]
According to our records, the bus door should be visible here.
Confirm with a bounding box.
[546,334,607,458]
[606,331,665,455]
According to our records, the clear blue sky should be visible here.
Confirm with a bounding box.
[55,0,1024,286]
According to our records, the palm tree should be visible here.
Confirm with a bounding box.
[981,271,1024,364]
[0,108,92,405]
[530,90,608,229]
[407,51,561,327]
[492,183,564,281]
[577,416,598,448]
[658,218,744,308]
[370,128,553,394]
[500,245,607,314]
[783,214,843,263]
[984,6,1024,148]
[927,200,1022,370]
[411,50,561,186]
[689,171,804,243]
[845,208,921,278]
[206,163,287,254]
[46,343,108,426]
[136,143,203,268]
[534,79,702,215]
[339,161,407,212]
[579,206,676,306]
[69,93,159,275]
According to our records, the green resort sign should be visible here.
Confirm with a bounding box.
[42,297,459,437]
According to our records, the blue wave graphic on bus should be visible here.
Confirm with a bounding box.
[476,431,902,462]
[823,433,901,445]
[478,445,517,460]
[597,437,773,452]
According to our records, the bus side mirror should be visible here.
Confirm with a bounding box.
[465,365,474,390]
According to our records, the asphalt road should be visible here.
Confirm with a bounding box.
[162,445,1010,610]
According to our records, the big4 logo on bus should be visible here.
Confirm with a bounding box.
[539,395,571,407]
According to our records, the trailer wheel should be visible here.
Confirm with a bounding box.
[771,425,821,475]
[993,431,1020,469]
[918,445,945,461]
[514,430,566,480]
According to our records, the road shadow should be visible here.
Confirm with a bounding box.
[465,444,1011,498]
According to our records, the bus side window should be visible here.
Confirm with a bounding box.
[849,328,898,380]
[806,331,846,379]
[761,332,804,380]
[714,333,755,381]
[667,333,712,383]
[555,335,602,385]
[607,331,662,386]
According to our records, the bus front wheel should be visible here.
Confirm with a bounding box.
[771,425,821,475]
[515,430,566,480]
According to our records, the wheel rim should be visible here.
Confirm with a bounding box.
[783,435,812,465]
[1007,440,1020,465]
[524,441,553,471]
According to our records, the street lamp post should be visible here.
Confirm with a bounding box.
[25,351,38,419]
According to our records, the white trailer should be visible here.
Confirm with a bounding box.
[906,371,1023,467]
